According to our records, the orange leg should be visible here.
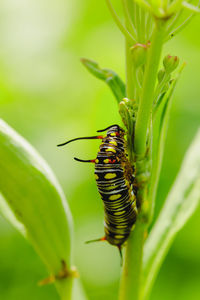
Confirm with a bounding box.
[85,236,107,244]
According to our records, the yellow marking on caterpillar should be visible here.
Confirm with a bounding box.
[114,210,125,215]
[105,148,116,153]
[104,173,117,179]
[115,235,124,239]
[94,174,99,180]
[103,185,118,191]
[108,203,123,209]
[95,159,99,163]
[110,133,116,136]
[109,194,121,201]
[109,141,117,146]
[104,159,110,163]
[116,225,127,229]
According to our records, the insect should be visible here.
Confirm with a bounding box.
[57,124,138,259]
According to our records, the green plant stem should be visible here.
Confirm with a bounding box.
[119,218,146,300]
[148,83,175,223]
[106,0,135,44]
[119,9,149,299]
[148,64,185,224]
[125,40,136,162]
[122,0,137,38]
[166,14,194,41]
[134,20,166,157]
[119,15,168,300]
[125,41,135,100]
[123,0,136,101]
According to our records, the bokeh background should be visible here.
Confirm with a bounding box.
[0,1,200,299]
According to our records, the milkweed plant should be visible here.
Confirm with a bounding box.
[0,0,200,299]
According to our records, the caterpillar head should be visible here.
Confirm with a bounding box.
[97,124,124,136]
[106,125,125,138]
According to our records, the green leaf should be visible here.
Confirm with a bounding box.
[81,58,107,80]
[142,129,200,299]
[105,0,136,43]
[182,1,200,12]
[0,119,74,300]
[81,58,126,103]
[0,192,26,235]
[166,0,199,41]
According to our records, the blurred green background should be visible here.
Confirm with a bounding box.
[0,1,200,299]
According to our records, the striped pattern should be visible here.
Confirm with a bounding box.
[95,125,137,246]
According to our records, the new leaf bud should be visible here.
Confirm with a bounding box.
[163,55,179,73]
[130,42,150,69]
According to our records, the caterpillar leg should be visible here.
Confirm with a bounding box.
[85,236,106,244]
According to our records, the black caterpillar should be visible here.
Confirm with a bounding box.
[58,124,138,258]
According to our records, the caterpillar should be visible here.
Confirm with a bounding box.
[58,124,138,259]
